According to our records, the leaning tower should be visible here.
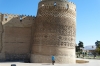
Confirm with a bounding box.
[31,0,76,64]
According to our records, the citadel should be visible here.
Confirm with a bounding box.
[0,0,76,64]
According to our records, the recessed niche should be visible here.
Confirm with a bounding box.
[75,8,76,11]
[54,2,57,6]
[65,44,66,46]
[66,4,69,9]
[4,15,8,21]
[42,4,44,6]
[20,16,22,22]
[5,15,8,18]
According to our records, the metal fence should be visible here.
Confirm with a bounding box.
[76,53,100,59]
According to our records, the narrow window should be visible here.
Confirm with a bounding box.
[20,16,22,22]
[75,8,76,11]
[5,15,8,21]
[61,44,63,46]
[66,4,69,9]
[54,2,56,6]
[5,18,7,21]
[65,44,66,46]
[61,42,63,46]
[42,4,44,6]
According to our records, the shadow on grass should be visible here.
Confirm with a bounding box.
[76,60,89,64]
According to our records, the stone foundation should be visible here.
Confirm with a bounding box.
[0,53,5,61]
[31,54,76,64]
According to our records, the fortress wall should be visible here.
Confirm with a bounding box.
[2,14,35,27]
[0,13,3,54]
[0,13,35,61]
[38,0,76,9]
[31,0,76,64]
[0,0,76,62]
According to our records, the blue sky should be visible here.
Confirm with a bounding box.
[0,0,100,46]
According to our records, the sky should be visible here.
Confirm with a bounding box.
[0,0,100,46]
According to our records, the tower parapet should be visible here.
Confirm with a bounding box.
[38,0,76,10]
[39,0,68,8]
[37,0,76,19]
[41,0,68,1]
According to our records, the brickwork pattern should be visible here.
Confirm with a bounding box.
[0,0,76,63]
[31,0,76,64]
[0,14,35,61]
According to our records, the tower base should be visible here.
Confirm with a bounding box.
[30,54,76,64]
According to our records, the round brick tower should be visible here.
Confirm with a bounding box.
[31,0,76,64]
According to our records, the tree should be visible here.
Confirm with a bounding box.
[78,41,84,48]
[95,47,100,55]
[95,40,100,48]
[78,41,84,53]
[95,40,100,55]
[76,46,80,52]
[84,51,88,56]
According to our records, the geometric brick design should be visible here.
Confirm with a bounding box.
[0,0,76,64]
[31,0,76,64]
[0,14,35,61]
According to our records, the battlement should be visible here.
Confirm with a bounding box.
[68,2,76,11]
[0,13,35,22]
[69,1,75,5]
[0,13,35,27]
[1,13,35,17]
[2,13,35,17]
[38,1,76,11]
[41,0,68,2]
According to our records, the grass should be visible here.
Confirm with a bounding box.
[76,54,100,59]
[76,60,89,64]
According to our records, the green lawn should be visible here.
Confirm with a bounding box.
[76,55,100,59]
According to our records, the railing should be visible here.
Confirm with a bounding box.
[76,53,100,59]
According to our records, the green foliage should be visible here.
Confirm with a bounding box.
[95,40,100,55]
[84,52,87,56]
[95,40,100,48]
[78,41,84,48]
[76,41,84,53]
[76,46,80,52]
[95,47,100,55]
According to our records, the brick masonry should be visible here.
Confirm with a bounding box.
[31,0,76,64]
[0,0,76,64]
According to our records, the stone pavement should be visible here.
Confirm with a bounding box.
[0,58,100,66]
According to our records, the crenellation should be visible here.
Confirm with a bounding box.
[3,13,35,18]
[69,1,75,5]
[39,0,68,8]
[38,1,76,12]
[41,0,68,2]
[68,2,76,11]
[1,13,35,23]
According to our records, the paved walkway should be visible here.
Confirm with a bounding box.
[0,58,100,66]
